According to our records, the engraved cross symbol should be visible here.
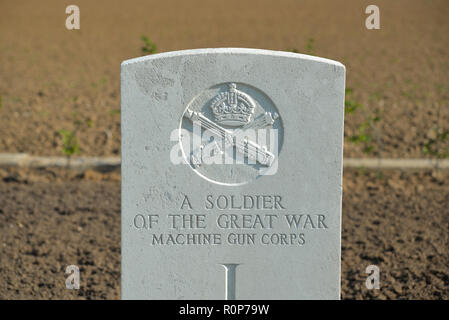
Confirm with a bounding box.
[221,263,239,300]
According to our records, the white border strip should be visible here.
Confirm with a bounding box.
[0,153,448,170]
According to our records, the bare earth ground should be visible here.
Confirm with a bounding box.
[0,168,447,299]
[0,0,448,158]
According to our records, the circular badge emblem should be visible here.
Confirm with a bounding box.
[179,82,283,186]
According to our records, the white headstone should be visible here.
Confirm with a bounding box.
[121,48,345,299]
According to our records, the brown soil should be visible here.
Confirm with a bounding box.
[1,0,448,158]
[0,168,447,299]
[341,169,448,299]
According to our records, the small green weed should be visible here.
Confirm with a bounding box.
[287,38,315,55]
[422,104,449,176]
[345,88,383,157]
[59,115,93,166]
[59,129,80,157]
[141,35,157,55]
[423,128,449,159]
[305,38,315,54]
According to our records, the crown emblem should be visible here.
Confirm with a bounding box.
[210,83,256,126]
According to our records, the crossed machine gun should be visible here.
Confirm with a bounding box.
[184,108,279,168]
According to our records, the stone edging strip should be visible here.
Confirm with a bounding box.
[0,153,448,170]
[0,153,120,170]
[343,158,449,170]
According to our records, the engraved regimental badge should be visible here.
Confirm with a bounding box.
[179,83,283,186]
